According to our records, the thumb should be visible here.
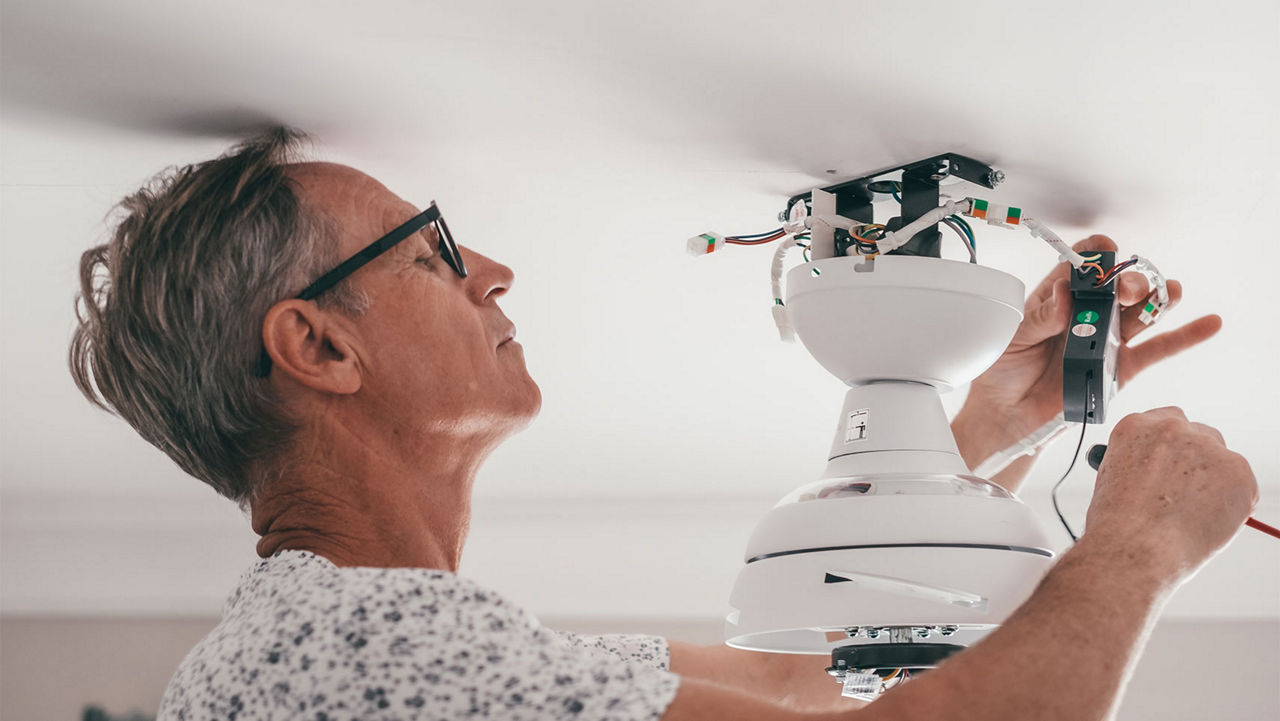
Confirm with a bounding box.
[1019,278,1072,343]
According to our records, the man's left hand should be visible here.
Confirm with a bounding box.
[954,235,1222,473]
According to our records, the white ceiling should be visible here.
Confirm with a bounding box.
[2,1,1278,618]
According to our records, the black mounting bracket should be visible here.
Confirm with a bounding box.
[785,153,1004,258]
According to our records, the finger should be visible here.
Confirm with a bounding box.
[1012,277,1071,346]
[1074,235,1118,253]
[1115,272,1150,307]
[1028,235,1120,306]
[1120,279,1183,343]
[1145,406,1189,420]
[1027,262,1070,306]
[1117,314,1223,388]
[1190,421,1226,445]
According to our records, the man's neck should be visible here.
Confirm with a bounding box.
[250,419,488,572]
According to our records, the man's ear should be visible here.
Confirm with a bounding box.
[261,300,362,395]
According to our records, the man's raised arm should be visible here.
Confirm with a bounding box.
[661,407,1258,721]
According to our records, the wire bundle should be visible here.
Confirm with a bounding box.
[886,182,977,262]
[1080,257,1137,287]
[725,229,787,245]
[850,224,885,256]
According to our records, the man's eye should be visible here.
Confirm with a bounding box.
[416,256,436,268]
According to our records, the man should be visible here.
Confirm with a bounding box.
[71,129,1255,720]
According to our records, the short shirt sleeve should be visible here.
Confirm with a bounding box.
[553,631,671,671]
[309,572,682,721]
[511,626,681,721]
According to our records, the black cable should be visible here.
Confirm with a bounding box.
[1094,259,1139,287]
[727,228,784,240]
[1052,377,1092,542]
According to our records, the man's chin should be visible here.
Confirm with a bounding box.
[501,380,542,433]
[516,382,542,427]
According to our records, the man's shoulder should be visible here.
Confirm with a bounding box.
[158,550,539,719]
[158,551,680,721]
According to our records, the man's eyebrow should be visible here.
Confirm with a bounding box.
[415,224,438,249]
[380,206,435,254]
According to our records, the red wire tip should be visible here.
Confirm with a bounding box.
[1246,517,1280,540]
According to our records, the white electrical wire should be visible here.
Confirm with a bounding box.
[971,413,1073,479]
[1128,255,1170,306]
[770,236,806,342]
[872,200,973,254]
[809,213,859,232]
[1022,217,1093,269]
[711,193,1170,347]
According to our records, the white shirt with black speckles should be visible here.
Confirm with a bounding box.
[157,550,681,721]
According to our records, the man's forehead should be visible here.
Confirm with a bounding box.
[284,161,422,246]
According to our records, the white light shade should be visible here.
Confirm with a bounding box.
[726,255,1054,655]
[785,255,1025,391]
[725,478,1055,653]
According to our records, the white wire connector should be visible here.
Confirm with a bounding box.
[783,201,809,235]
[770,237,806,342]
[1020,217,1092,269]
[687,232,726,256]
[971,413,1073,479]
[1127,255,1170,325]
[841,672,883,701]
[771,303,794,343]
[968,198,1023,229]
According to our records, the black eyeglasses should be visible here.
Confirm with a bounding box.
[252,201,467,377]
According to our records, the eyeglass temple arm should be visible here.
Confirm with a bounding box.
[297,205,441,301]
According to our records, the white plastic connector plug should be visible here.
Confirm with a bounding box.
[1138,296,1163,325]
[841,672,882,700]
[771,303,794,342]
[967,198,1023,229]
[783,201,809,235]
[687,232,725,256]
[1128,255,1170,325]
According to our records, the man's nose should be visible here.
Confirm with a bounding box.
[459,246,514,302]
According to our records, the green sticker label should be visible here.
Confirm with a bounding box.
[1076,310,1099,324]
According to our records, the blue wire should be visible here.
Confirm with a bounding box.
[950,215,975,248]
[729,228,784,240]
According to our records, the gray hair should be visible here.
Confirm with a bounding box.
[69,127,368,507]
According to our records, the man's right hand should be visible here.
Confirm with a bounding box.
[1084,406,1259,582]
[659,406,1261,721]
